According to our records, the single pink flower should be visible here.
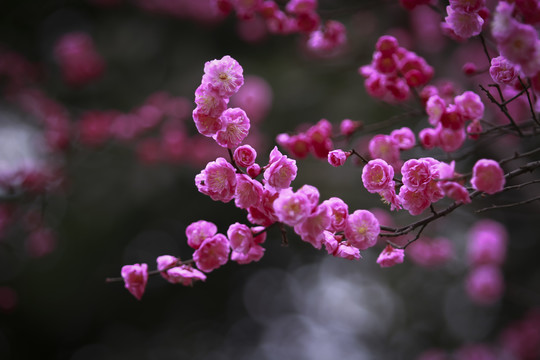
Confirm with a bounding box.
[321,197,349,232]
[231,244,265,264]
[471,159,505,194]
[467,219,508,266]
[234,174,263,209]
[489,56,517,85]
[233,144,257,167]
[437,124,466,152]
[344,209,380,250]
[465,265,505,305]
[194,84,228,118]
[419,127,439,149]
[390,127,416,150]
[214,107,250,149]
[202,55,244,98]
[368,134,401,169]
[192,108,222,137]
[376,245,405,268]
[227,222,256,254]
[362,159,395,193]
[401,158,433,191]
[263,147,297,191]
[121,263,148,300]
[328,149,349,167]
[294,203,332,249]
[334,242,361,260]
[164,265,207,286]
[195,157,237,202]
[339,118,362,136]
[454,91,484,121]
[444,6,484,39]
[193,234,230,273]
[186,220,218,250]
[398,186,431,216]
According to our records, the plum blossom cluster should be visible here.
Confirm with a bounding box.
[219,0,347,55]
[419,89,485,151]
[465,219,508,305]
[491,1,540,78]
[359,35,434,103]
[442,0,487,40]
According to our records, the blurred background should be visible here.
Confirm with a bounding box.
[1,0,540,359]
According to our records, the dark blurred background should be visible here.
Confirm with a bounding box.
[1,0,540,359]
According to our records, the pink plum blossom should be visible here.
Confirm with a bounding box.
[419,127,439,149]
[164,265,207,286]
[229,75,272,123]
[340,118,362,136]
[297,184,320,211]
[194,84,228,118]
[454,91,484,121]
[247,188,280,226]
[273,188,312,226]
[334,242,361,260]
[489,56,517,85]
[328,149,349,167]
[186,220,218,250]
[376,245,405,268]
[294,203,332,249]
[231,243,265,264]
[437,124,466,152]
[390,127,416,150]
[449,0,485,13]
[344,209,380,250]
[227,222,256,254]
[321,197,349,232]
[398,186,431,216]
[214,107,250,148]
[465,265,505,305]
[444,6,484,39]
[195,157,237,202]
[368,134,401,169]
[193,234,230,272]
[202,55,244,98]
[233,144,257,167]
[234,174,263,209]
[121,263,148,300]
[362,159,395,193]
[471,159,505,194]
[192,108,222,137]
[401,158,433,191]
[467,219,508,266]
[263,147,297,190]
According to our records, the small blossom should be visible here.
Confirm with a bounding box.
[454,91,484,121]
[234,174,263,209]
[339,118,362,136]
[407,237,454,267]
[227,222,256,254]
[398,186,431,216]
[214,107,250,149]
[471,159,505,194]
[444,6,484,39]
[192,108,222,137]
[247,163,261,178]
[368,134,401,169]
[194,84,228,117]
[344,209,380,250]
[202,55,244,98]
[328,149,349,167]
[376,245,405,267]
[467,219,508,266]
[294,203,332,249]
[164,265,207,286]
[273,188,312,226]
[334,242,361,260]
[465,265,505,305]
[362,159,395,193]
[121,263,148,300]
[186,220,218,250]
[401,158,433,191]
[263,147,298,191]
[195,157,237,202]
[390,127,416,150]
[233,144,257,167]
[419,127,439,149]
[437,124,466,152]
[489,56,517,85]
[193,234,230,272]
[231,244,265,264]
[321,197,349,232]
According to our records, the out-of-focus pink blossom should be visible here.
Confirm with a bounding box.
[465,264,505,305]
[444,6,484,39]
[471,159,505,194]
[121,263,148,300]
[467,219,508,266]
[390,127,416,150]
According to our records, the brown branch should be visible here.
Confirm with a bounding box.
[476,195,540,213]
